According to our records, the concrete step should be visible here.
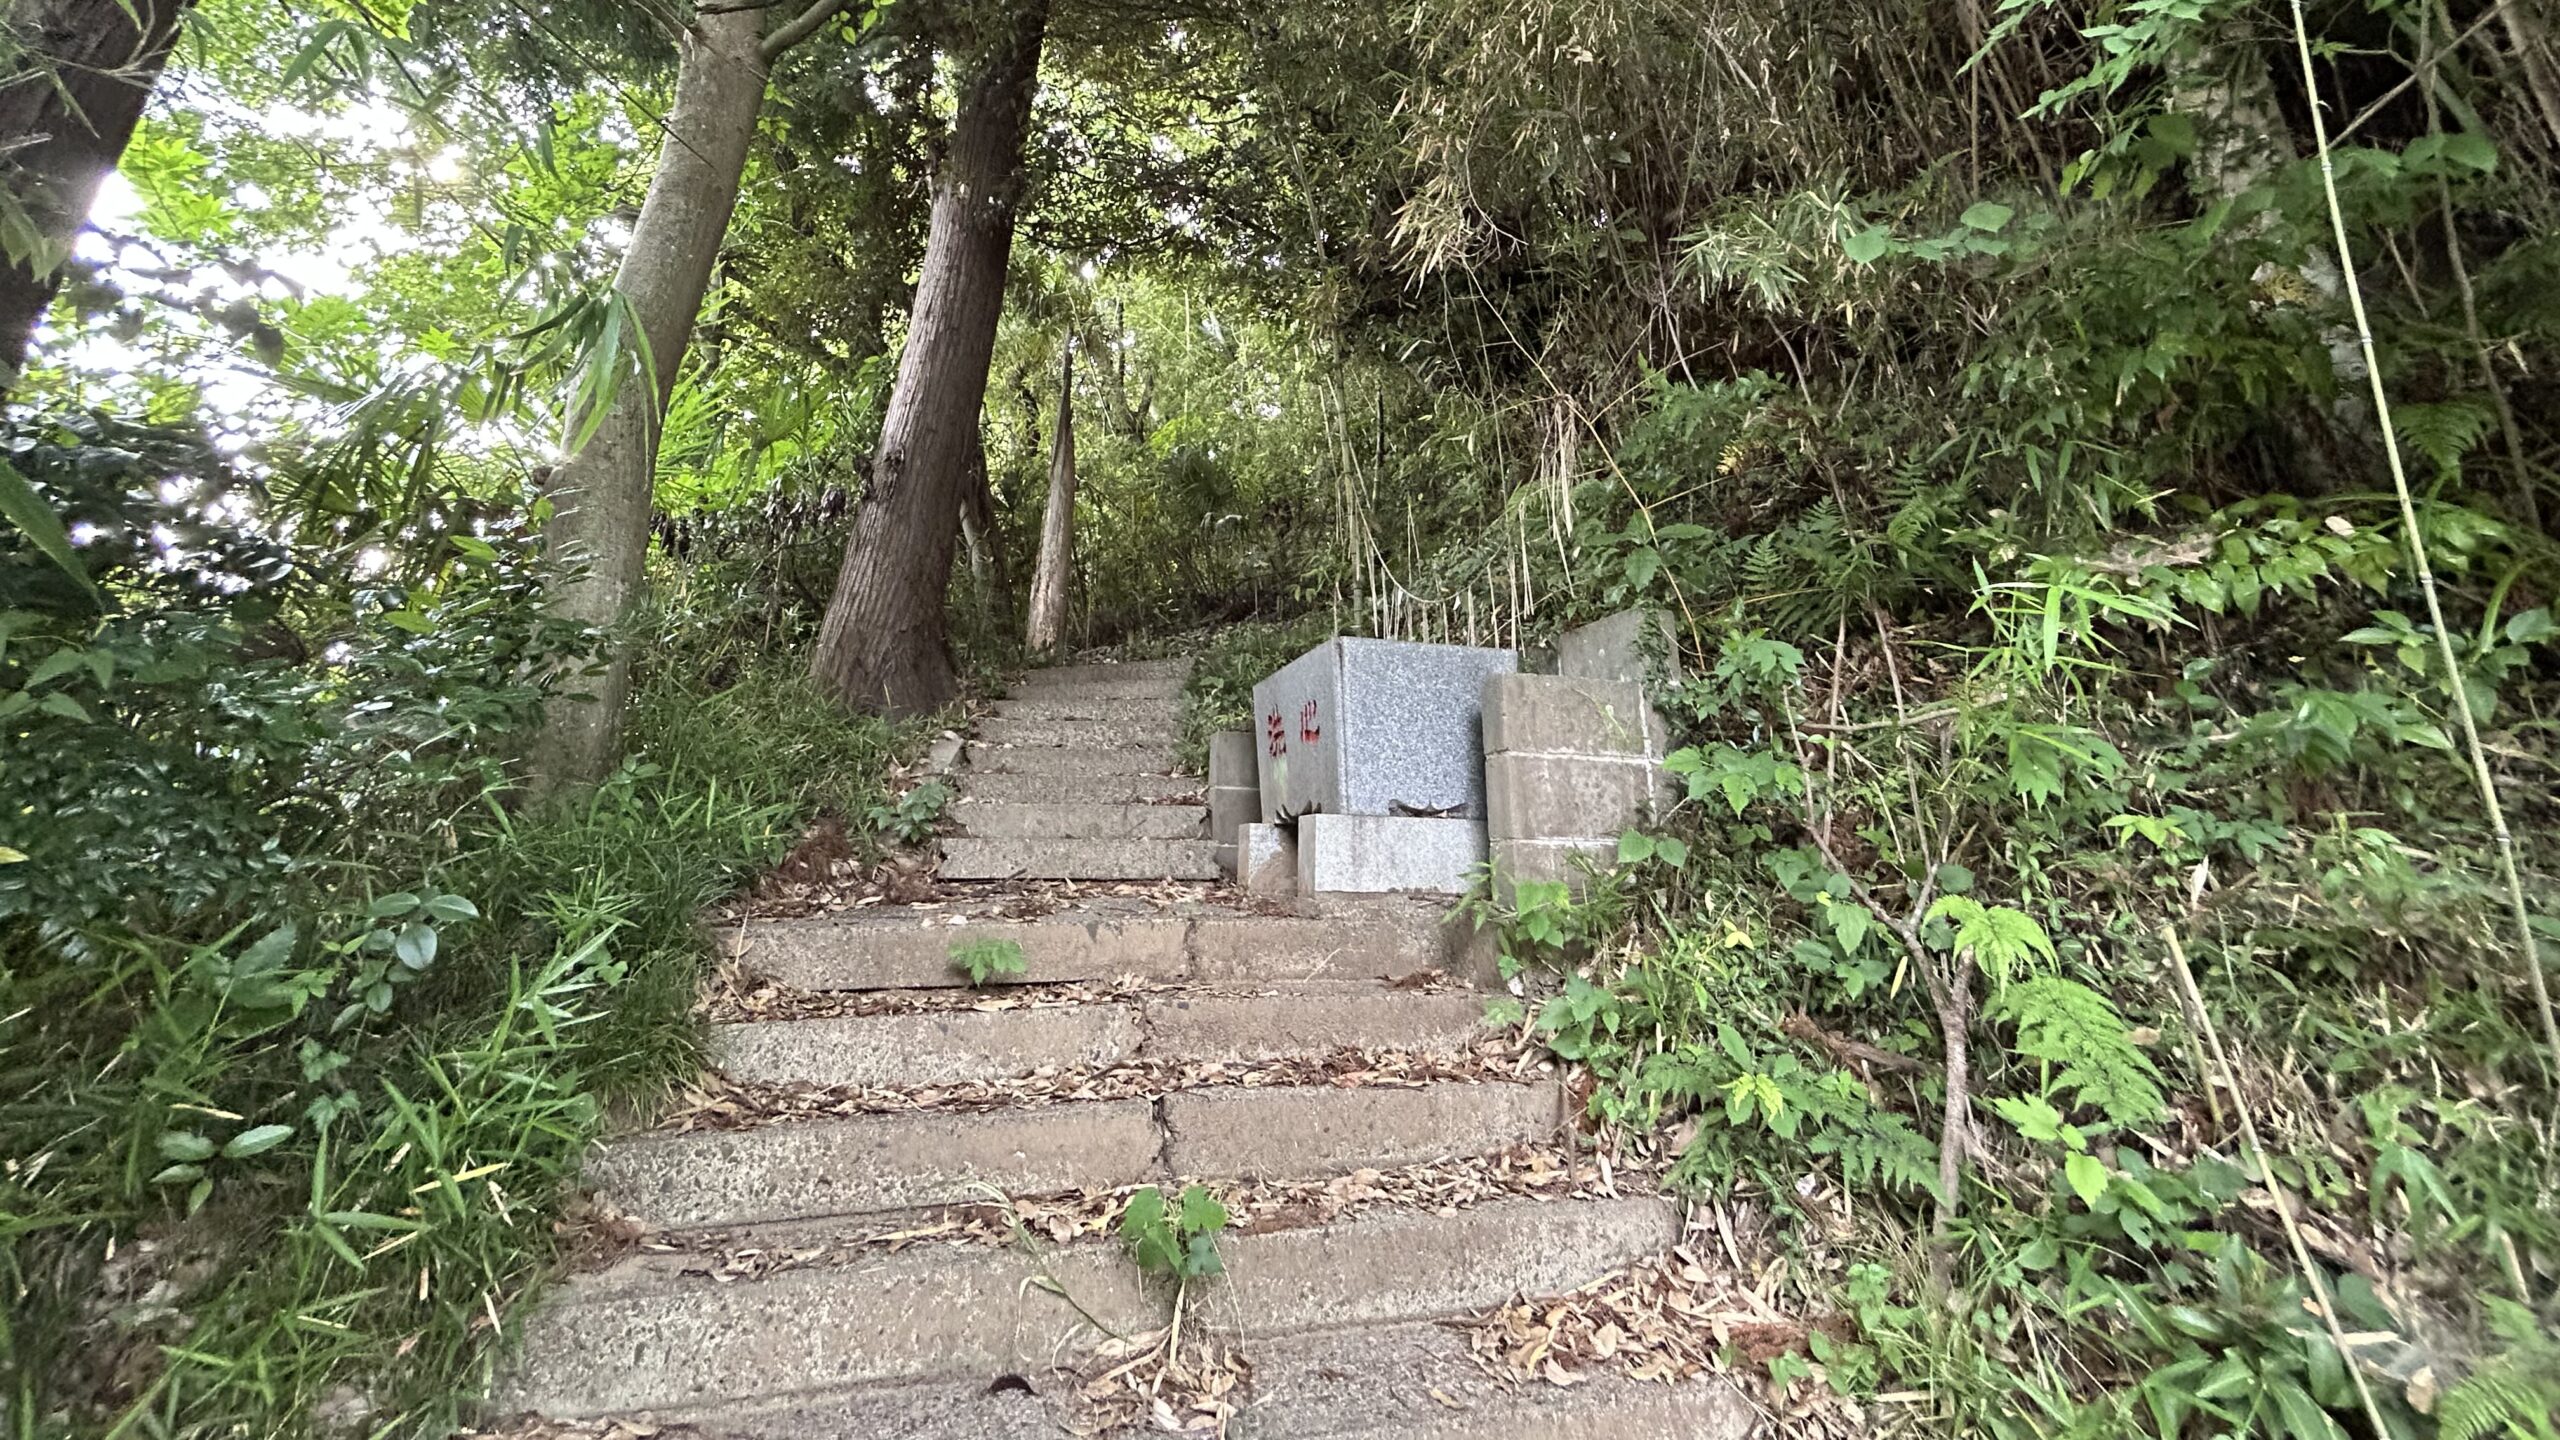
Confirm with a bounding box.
[1229,1323,1758,1440]
[974,715,1179,748]
[591,1098,1163,1230]
[953,770,1203,804]
[507,1193,1679,1418]
[620,1321,1754,1439]
[953,770,1203,805]
[937,836,1220,881]
[595,1080,1558,1230]
[1005,675,1188,702]
[711,986,1493,1088]
[950,801,1205,839]
[989,695,1179,725]
[962,741,1180,775]
[711,1005,1145,1088]
[1019,658,1192,685]
[731,903,1471,992]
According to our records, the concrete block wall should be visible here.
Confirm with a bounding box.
[1482,668,1673,899]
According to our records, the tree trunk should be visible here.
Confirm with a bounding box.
[1024,340,1076,653]
[0,0,191,389]
[957,439,1009,604]
[525,5,769,792]
[809,0,1049,715]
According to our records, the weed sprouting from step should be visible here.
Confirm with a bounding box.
[1117,1183,1229,1283]
[869,780,952,846]
[950,936,1028,986]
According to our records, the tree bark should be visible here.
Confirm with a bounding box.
[0,0,191,389]
[525,6,770,792]
[810,0,1049,715]
[1024,339,1075,652]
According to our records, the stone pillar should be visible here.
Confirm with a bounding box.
[1208,730,1259,878]
[1238,822,1299,897]
[1482,672,1673,898]
[1553,608,1679,688]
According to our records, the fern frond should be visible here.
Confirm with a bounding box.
[1988,976,2165,1127]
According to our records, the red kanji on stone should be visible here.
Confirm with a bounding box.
[1266,709,1288,757]
[1299,700,1321,744]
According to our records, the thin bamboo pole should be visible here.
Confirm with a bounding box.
[2283,0,2560,1079]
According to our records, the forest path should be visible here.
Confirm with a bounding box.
[495,657,1761,1438]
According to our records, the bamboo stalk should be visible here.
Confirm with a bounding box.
[2282,0,2560,1080]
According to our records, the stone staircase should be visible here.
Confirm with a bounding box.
[939,660,1221,881]
[497,657,1758,1438]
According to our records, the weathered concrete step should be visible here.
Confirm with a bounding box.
[1168,1081,1559,1181]
[962,741,1180,775]
[711,986,1494,1088]
[937,836,1220,881]
[1227,1323,1758,1440]
[711,1005,1145,1088]
[627,1321,1754,1439]
[1142,987,1491,1064]
[1018,658,1192,685]
[974,716,1179,748]
[597,1080,1555,1229]
[950,801,1205,839]
[591,1099,1162,1229]
[733,903,1469,991]
[989,695,1179,724]
[953,770,1203,804]
[508,1193,1679,1418]
[1005,674,1187,702]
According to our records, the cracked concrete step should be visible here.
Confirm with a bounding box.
[988,695,1179,725]
[593,1081,1556,1229]
[711,986,1495,1088]
[962,741,1180,775]
[507,1193,1680,1418]
[937,836,1221,881]
[732,904,1469,991]
[630,1320,1755,1440]
[973,716,1179,748]
[952,770,1203,804]
[950,801,1205,839]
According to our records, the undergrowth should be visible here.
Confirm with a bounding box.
[1173,613,1331,772]
[0,414,918,1435]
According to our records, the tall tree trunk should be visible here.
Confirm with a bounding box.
[0,0,191,389]
[1024,340,1075,652]
[525,6,770,792]
[810,0,1049,715]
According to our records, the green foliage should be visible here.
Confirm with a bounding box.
[869,781,951,847]
[0,402,915,1431]
[950,937,1028,988]
[2440,1299,2560,1440]
[1117,1183,1229,1282]
[1175,614,1333,772]
[1986,977,2165,1128]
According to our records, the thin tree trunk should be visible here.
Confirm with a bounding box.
[1024,340,1076,652]
[526,4,770,792]
[810,0,1048,715]
[0,0,191,389]
[959,438,1010,605]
